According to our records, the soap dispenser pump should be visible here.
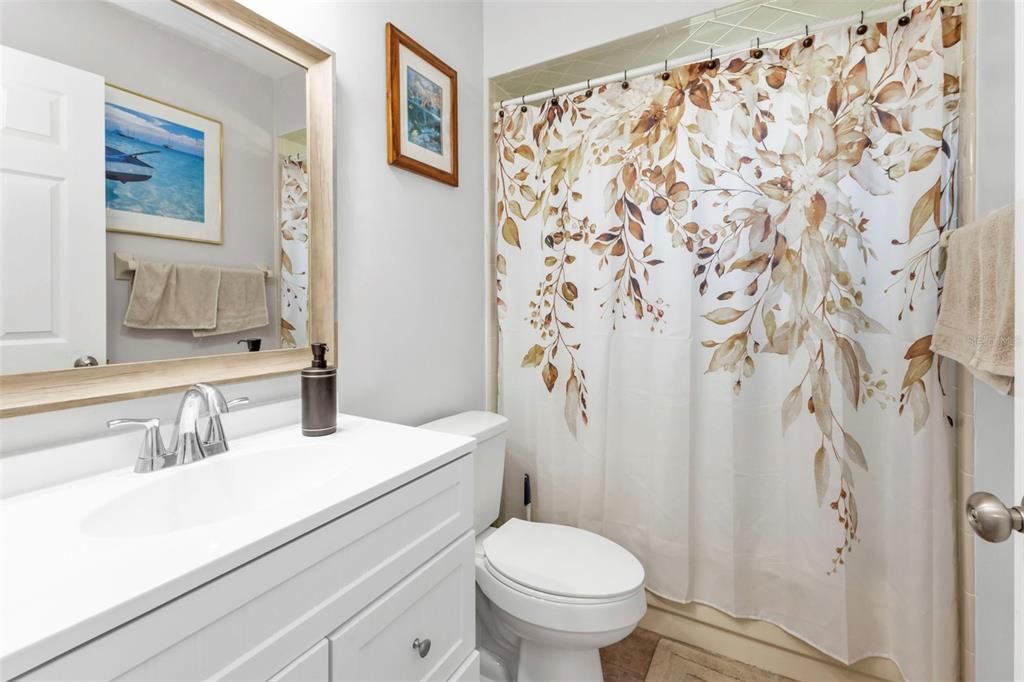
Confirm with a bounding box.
[301,343,337,436]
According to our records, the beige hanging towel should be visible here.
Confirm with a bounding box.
[123,262,220,330]
[931,205,1015,395]
[193,267,269,337]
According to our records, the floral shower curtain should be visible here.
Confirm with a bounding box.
[495,2,962,680]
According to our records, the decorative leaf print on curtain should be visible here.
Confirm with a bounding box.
[496,1,961,572]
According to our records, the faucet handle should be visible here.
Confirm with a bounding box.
[108,417,160,430]
[108,418,168,472]
[227,397,250,409]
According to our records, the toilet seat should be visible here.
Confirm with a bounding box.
[481,556,633,605]
[474,519,647,637]
[482,519,645,601]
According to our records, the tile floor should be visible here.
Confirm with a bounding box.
[601,627,798,682]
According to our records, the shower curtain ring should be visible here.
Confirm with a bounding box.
[752,36,763,59]
[857,10,868,35]
[585,78,593,97]
[551,87,557,105]
[802,24,814,47]
[622,69,629,89]
[898,0,911,25]
[662,59,670,80]
[706,48,718,70]
[520,95,527,113]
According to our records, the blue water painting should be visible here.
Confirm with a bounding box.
[406,67,442,154]
[105,103,205,223]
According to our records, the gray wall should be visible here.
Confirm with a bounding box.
[1,0,289,364]
[237,0,487,427]
[972,1,1017,680]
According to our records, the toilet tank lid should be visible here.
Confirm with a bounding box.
[419,411,509,442]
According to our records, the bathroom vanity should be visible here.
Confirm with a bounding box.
[0,416,480,681]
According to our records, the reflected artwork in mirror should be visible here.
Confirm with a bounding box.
[0,0,310,374]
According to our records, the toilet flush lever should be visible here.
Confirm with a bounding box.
[412,638,431,658]
[966,491,1024,543]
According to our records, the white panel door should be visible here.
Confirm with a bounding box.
[968,3,1022,681]
[1014,1,1022,669]
[0,45,105,373]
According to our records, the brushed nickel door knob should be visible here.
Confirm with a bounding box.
[966,491,1024,543]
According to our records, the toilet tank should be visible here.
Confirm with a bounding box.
[420,411,508,534]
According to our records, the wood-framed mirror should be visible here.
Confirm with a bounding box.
[0,0,335,417]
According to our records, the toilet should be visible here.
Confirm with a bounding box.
[421,411,647,682]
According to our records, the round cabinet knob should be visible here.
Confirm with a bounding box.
[74,355,99,368]
[412,637,431,658]
[966,491,1024,543]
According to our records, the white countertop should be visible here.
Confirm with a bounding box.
[0,415,474,679]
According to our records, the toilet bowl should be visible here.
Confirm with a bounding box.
[421,412,647,681]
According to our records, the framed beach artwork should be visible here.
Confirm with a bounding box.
[385,24,458,186]
[104,84,223,243]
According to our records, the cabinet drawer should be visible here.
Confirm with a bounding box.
[329,532,474,682]
[268,640,328,682]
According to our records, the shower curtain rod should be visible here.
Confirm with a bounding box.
[494,0,917,110]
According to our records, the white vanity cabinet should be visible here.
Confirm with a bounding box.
[10,451,477,682]
[268,640,329,682]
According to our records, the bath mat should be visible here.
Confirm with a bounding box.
[645,639,797,682]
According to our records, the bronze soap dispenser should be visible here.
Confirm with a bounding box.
[301,343,337,436]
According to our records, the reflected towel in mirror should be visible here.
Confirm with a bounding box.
[192,267,269,337]
[123,262,220,330]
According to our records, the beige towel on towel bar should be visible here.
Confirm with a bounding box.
[193,267,269,337]
[931,205,1015,394]
[123,262,220,330]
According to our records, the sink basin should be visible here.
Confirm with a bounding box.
[82,444,347,537]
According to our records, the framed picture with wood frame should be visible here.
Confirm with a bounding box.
[385,23,458,186]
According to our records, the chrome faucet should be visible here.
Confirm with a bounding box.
[108,383,248,473]
[192,382,249,456]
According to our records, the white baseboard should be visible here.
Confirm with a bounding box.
[640,592,904,682]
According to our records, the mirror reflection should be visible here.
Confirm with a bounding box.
[0,0,309,374]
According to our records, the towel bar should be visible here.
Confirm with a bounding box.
[113,252,273,282]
